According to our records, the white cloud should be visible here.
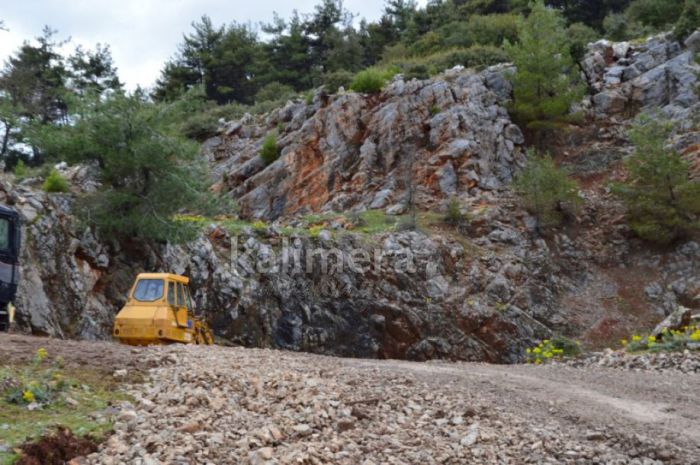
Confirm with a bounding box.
[0,0,426,90]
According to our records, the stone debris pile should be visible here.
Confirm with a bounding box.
[86,345,680,465]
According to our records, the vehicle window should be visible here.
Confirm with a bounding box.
[0,219,9,250]
[177,283,185,307]
[167,282,175,305]
[132,279,164,302]
[184,285,192,311]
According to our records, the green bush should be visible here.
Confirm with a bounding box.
[42,169,69,193]
[513,150,581,228]
[322,70,354,93]
[13,159,28,179]
[466,14,522,47]
[350,68,391,94]
[568,22,599,62]
[674,0,700,41]
[260,133,280,165]
[626,0,684,29]
[526,336,582,364]
[255,82,296,104]
[612,116,700,244]
[387,46,509,78]
[444,197,469,228]
[623,325,700,353]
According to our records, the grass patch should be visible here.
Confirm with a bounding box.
[0,352,128,464]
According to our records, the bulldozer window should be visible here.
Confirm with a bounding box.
[167,282,175,305]
[133,279,164,302]
[176,283,185,307]
[184,285,193,311]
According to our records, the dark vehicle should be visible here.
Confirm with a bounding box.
[0,205,20,331]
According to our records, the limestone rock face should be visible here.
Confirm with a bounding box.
[205,66,525,221]
[584,33,699,118]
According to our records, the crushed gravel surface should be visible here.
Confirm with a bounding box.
[2,336,698,464]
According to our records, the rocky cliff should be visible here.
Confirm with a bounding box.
[8,32,700,363]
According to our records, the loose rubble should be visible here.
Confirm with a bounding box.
[85,344,697,465]
[558,348,700,373]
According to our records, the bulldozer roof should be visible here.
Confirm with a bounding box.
[135,273,189,284]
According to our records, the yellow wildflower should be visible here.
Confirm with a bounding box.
[22,390,35,403]
[36,347,48,361]
[632,335,642,342]
[620,339,627,346]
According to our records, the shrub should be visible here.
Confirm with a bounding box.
[3,348,67,406]
[623,325,700,353]
[387,46,509,78]
[42,169,69,193]
[444,197,469,228]
[568,22,599,62]
[612,116,700,244]
[674,0,700,41]
[13,159,28,178]
[513,150,581,228]
[322,70,354,93]
[260,133,280,165]
[626,0,684,29]
[505,0,585,130]
[526,336,582,364]
[349,68,390,94]
[466,14,522,47]
[255,82,296,104]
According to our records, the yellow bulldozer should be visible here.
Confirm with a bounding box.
[113,273,214,346]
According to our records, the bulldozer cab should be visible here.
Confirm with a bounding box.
[114,273,213,346]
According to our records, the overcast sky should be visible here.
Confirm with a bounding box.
[0,0,426,91]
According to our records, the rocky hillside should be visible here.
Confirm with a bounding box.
[8,32,700,363]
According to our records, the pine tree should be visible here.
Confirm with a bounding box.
[613,116,700,244]
[513,150,581,228]
[505,1,584,133]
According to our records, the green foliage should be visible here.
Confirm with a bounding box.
[260,133,281,165]
[350,68,391,93]
[34,92,222,242]
[0,28,120,161]
[3,348,65,406]
[612,116,700,244]
[322,70,354,93]
[13,159,28,178]
[41,169,69,193]
[505,1,585,131]
[568,22,599,62]
[255,82,296,103]
[513,150,581,228]
[626,0,684,29]
[623,325,700,353]
[465,13,522,47]
[674,0,700,41]
[444,197,469,228]
[386,46,509,78]
[526,336,582,364]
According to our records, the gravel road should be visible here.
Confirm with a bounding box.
[2,335,698,464]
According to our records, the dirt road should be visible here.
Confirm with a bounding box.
[1,334,698,464]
